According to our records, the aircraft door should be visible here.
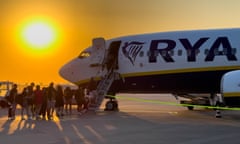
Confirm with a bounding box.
[104,41,121,71]
[90,38,106,67]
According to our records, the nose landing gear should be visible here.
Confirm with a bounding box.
[104,98,119,111]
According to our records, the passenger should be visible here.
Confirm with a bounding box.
[64,87,73,114]
[87,77,97,105]
[75,86,85,113]
[55,85,64,117]
[7,84,18,120]
[83,93,90,112]
[34,85,43,119]
[105,53,114,72]
[47,82,56,120]
[39,87,48,120]
[26,82,35,119]
[84,88,89,96]
[20,87,29,120]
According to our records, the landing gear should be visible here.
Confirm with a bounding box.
[210,93,224,118]
[104,99,119,111]
[215,110,222,118]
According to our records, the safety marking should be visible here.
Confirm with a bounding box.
[106,95,240,111]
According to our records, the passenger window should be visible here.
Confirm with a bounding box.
[161,50,167,57]
[154,50,159,56]
[195,49,200,54]
[169,50,174,56]
[223,48,228,55]
[178,50,182,56]
[139,51,144,57]
[231,48,237,55]
[204,49,209,55]
[78,51,91,59]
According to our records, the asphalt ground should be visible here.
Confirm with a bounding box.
[0,94,240,144]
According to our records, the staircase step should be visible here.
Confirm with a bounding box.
[93,72,118,109]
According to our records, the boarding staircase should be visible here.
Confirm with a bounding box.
[97,71,116,106]
[89,69,118,110]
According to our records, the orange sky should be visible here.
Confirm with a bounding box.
[0,0,240,85]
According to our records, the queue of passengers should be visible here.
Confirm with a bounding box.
[6,82,88,120]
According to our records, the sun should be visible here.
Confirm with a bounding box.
[22,21,56,50]
[14,17,62,58]
[23,23,54,48]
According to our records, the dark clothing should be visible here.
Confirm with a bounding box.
[34,89,43,105]
[75,88,85,104]
[75,88,85,111]
[26,86,34,105]
[8,88,18,104]
[47,86,56,101]
[40,102,47,118]
[64,87,73,114]
[7,86,18,119]
[55,89,64,107]
[64,88,73,101]
[40,88,48,118]
[8,107,13,118]
[83,97,90,110]
[19,89,28,107]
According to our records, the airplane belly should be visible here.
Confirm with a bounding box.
[118,70,232,93]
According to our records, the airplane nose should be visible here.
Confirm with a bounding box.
[59,59,81,82]
[59,57,101,84]
[59,63,70,81]
[59,58,78,82]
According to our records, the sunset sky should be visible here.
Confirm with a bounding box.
[0,0,240,85]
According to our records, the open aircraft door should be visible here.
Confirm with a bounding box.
[90,38,106,67]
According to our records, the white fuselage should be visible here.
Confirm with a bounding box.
[59,28,240,94]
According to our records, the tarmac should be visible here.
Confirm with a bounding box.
[0,94,240,144]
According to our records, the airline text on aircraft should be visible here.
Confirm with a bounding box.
[148,37,237,63]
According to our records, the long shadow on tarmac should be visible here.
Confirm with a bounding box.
[1,108,240,144]
[0,110,166,144]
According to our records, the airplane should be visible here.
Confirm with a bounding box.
[59,28,240,114]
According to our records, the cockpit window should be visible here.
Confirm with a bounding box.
[78,51,91,59]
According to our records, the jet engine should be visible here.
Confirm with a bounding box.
[221,70,240,107]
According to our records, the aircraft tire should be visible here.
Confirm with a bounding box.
[105,101,114,111]
[104,100,119,111]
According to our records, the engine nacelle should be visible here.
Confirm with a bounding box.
[221,70,240,107]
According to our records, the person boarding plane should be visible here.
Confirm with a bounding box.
[59,28,240,115]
